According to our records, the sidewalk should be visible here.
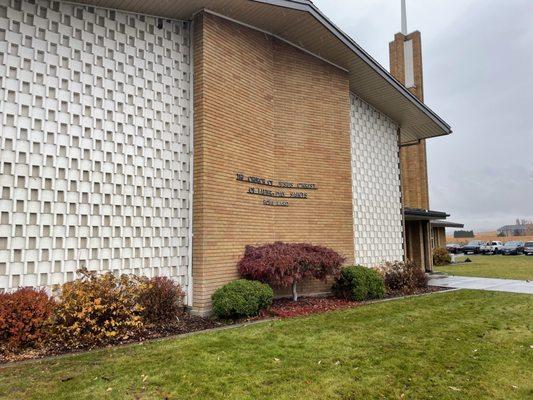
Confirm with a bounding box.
[429,275,533,294]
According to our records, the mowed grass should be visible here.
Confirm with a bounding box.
[1,290,532,399]
[436,255,533,280]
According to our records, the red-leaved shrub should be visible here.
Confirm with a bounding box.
[237,242,345,301]
[136,276,185,325]
[0,288,55,351]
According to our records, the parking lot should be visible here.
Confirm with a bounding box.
[446,239,533,256]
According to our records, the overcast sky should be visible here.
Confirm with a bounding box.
[314,0,533,232]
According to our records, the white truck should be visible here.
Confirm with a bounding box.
[479,241,503,255]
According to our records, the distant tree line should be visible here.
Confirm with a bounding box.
[454,230,474,238]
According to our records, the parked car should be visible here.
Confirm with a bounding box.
[480,241,503,255]
[461,240,486,254]
[446,243,463,254]
[522,241,533,256]
[500,241,525,255]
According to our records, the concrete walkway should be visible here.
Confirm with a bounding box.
[429,275,533,294]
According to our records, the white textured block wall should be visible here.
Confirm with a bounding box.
[350,94,404,266]
[0,0,192,296]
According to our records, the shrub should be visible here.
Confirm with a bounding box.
[136,276,185,325]
[212,280,273,319]
[433,247,452,266]
[332,266,385,301]
[52,269,144,348]
[237,242,345,301]
[0,288,55,351]
[380,260,428,294]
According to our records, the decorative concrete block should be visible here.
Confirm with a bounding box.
[350,94,404,267]
[0,0,191,300]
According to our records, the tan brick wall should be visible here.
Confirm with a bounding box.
[192,13,354,313]
[389,31,429,210]
[433,227,446,249]
[405,221,423,268]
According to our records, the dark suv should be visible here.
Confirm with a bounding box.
[524,242,533,256]
[461,240,486,254]
[501,241,525,255]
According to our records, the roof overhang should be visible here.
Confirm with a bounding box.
[404,208,449,221]
[67,0,452,144]
[430,220,465,229]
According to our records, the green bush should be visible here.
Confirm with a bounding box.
[212,280,273,319]
[332,266,385,301]
[433,247,452,266]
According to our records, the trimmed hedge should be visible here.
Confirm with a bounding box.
[212,280,273,319]
[332,266,385,301]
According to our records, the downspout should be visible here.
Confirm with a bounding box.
[186,19,195,307]
[397,127,407,261]
[348,94,357,265]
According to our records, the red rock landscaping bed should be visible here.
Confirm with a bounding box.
[268,297,357,318]
[268,286,448,318]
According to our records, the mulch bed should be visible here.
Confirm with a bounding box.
[1,286,449,364]
[267,297,357,318]
[0,314,230,364]
[268,286,448,318]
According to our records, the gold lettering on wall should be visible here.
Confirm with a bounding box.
[236,173,317,207]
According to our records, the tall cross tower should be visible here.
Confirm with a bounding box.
[389,0,429,210]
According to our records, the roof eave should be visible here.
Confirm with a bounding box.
[404,208,450,221]
[430,221,465,228]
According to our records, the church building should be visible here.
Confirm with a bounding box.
[0,0,456,313]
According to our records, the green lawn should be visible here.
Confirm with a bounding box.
[1,290,532,400]
[436,255,533,280]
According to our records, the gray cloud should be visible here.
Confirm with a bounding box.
[315,0,533,231]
